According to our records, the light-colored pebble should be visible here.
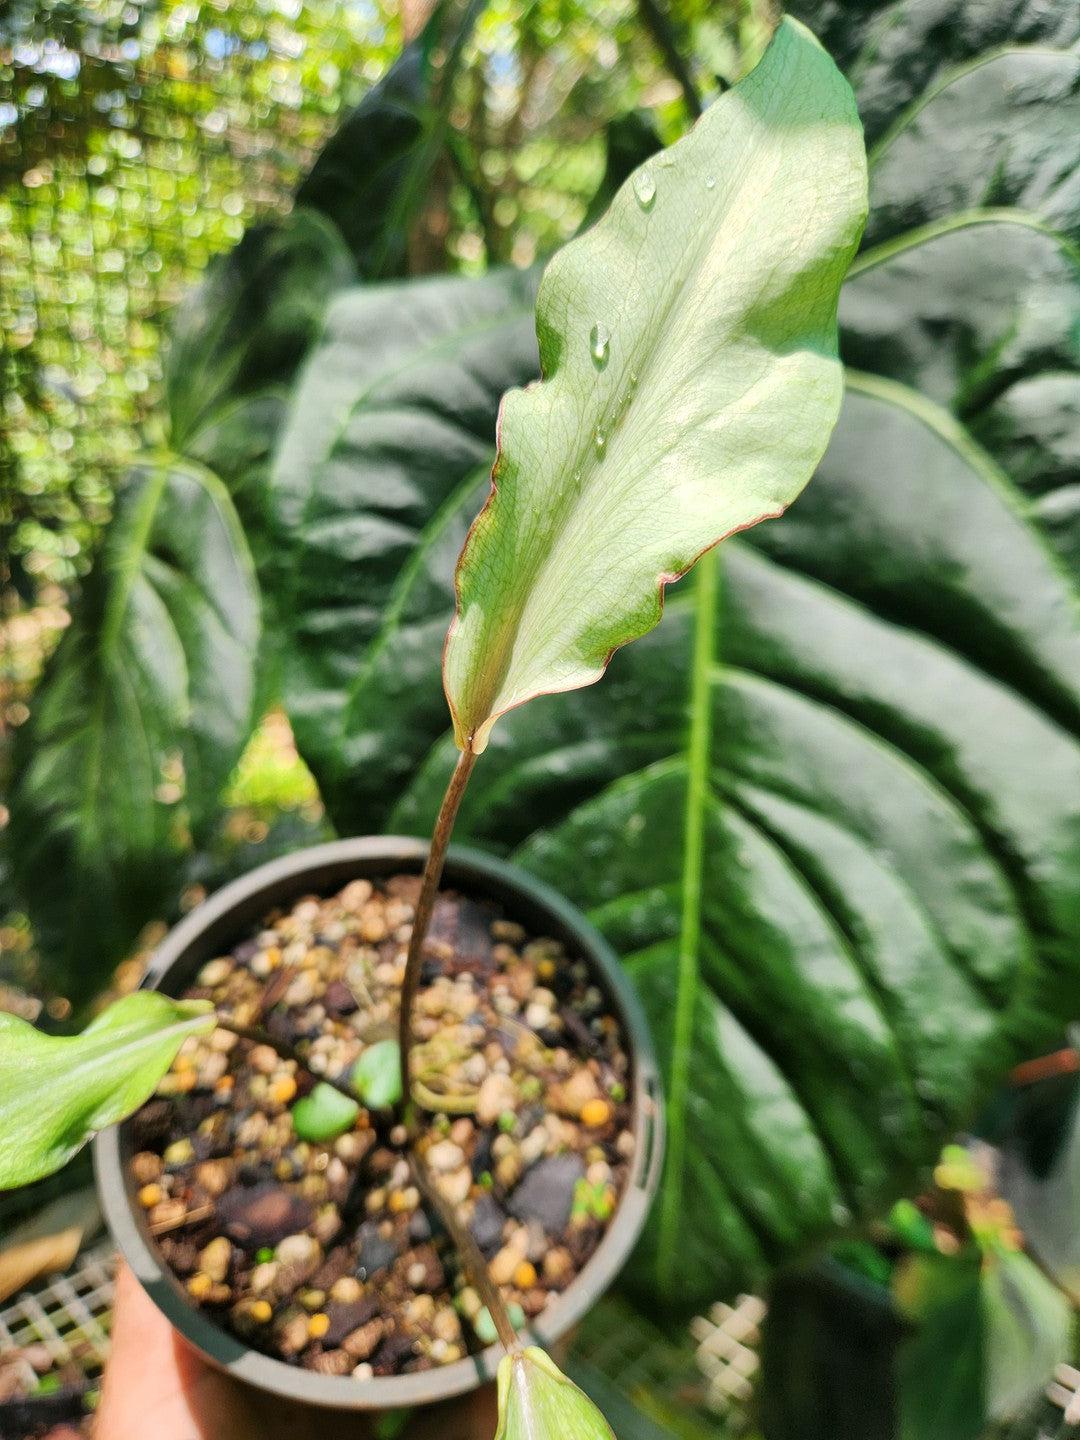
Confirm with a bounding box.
[543,1248,573,1286]
[426,1140,465,1174]
[285,973,317,1007]
[433,1307,462,1343]
[495,1153,522,1189]
[334,1132,369,1164]
[133,1152,163,1185]
[344,1320,385,1360]
[521,1127,547,1166]
[198,958,231,987]
[437,1167,472,1206]
[277,1233,320,1268]
[477,1072,517,1126]
[251,1262,280,1293]
[249,1045,279,1075]
[524,1002,552,1031]
[198,1237,231,1283]
[330,1277,363,1304]
[489,1230,530,1286]
[163,1138,194,1167]
[406,1294,436,1324]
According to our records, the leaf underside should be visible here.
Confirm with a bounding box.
[271,0,1080,1307]
[0,993,214,1189]
[443,17,867,752]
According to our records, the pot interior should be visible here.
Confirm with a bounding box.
[95,837,662,1411]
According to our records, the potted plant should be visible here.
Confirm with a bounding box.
[93,837,664,1412]
[0,18,867,1437]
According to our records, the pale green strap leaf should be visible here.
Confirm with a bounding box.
[443,17,867,752]
[0,993,214,1189]
[496,1347,616,1440]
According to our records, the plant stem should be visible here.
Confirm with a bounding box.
[395,744,523,1353]
[408,1148,521,1353]
[397,744,478,1112]
[225,743,524,1360]
[636,0,702,118]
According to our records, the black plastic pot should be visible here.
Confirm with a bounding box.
[94,837,664,1411]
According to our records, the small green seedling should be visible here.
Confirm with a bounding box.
[352,1037,403,1110]
[291,1081,361,1142]
[573,1178,616,1224]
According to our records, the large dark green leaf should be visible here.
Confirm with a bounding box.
[267,267,540,805]
[269,2,1080,1307]
[295,0,480,281]
[165,211,354,458]
[788,2,1079,138]
[8,457,258,1001]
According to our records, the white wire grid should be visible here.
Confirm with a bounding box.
[1,1246,1078,1438]
[0,1242,114,1396]
[691,1294,766,1414]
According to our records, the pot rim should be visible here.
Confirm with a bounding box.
[94,836,664,1411]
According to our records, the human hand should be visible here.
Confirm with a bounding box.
[95,1263,498,1440]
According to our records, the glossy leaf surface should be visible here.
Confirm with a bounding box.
[270,1,1080,1306]
[291,1082,360,1143]
[351,1038,402,1110]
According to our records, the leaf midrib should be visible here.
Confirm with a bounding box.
[0,1011,210,1120]
[865,43,1074,168]
[654,550,717,1291]
[849,206,1080,280]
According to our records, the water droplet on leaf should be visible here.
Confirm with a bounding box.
[589,322,610,368]
[594,428,606,455]
[633,169,655,209]
[705,175,716,190]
